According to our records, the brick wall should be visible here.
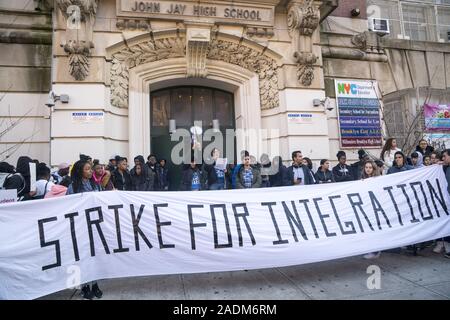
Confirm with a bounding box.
[331,0,367,19]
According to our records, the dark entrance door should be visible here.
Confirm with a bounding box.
[150,86,235,190]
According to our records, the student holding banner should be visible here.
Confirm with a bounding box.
[66,159,103,299]
[439,149,450,258]
[361,160,382,259]
[387,151,413,174]
[236,152,262,189]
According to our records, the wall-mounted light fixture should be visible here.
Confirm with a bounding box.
[212,119,220,132]
[351,8,361,17]
[169,119,177,134]
[45,91,69,108]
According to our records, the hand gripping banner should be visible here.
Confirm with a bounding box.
[1,165,450,299]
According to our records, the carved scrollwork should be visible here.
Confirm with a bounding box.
[287,0,320,36]
[63,40,93,81]
[206,38,279,110]
[294,52,318,86]
[110,34,279,110]
[110,37,186,108]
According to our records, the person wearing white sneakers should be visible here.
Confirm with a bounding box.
[440,149,450,258]
[361,160,382,260]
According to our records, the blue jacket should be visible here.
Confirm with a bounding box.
[387,164,413,174]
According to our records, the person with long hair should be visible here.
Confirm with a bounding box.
[387,151,413,174]
[362,160,381,259]
[314,159,334,183]
[91,160,114,191]
[380,138,401,174]
[66,160,103,299]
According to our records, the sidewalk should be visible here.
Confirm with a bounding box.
[41,247,450,300]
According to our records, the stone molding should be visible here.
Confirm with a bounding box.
[109,31,280,110]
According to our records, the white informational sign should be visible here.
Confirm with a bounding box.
[71,112,104,124]
[215,158,228,170]
[0,190,17,204]
[0,165,449,299]
[287,113,313,124]
[29,162,36,192]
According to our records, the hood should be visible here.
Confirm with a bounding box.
[45,184,68,198]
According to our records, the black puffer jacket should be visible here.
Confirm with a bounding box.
[130,156,154,191]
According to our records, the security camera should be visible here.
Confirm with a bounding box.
[45,91,56,108]
[45,91,69,107]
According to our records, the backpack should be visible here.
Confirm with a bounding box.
[0,172,11,190]
[0,172,25,192]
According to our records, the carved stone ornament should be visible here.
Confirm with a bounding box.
[63,40,94,81]
[351,31,384,54]
[56,0,99,21]
[110,37,186,108]
[186,28,211,78]
[110,35,279,110]
[294,52,318,86]
[287,0,320,36]
[57,0,99,81]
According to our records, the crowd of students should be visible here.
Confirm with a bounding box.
[0,137,449,299]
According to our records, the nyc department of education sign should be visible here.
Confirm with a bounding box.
[335,79,382,149]
[117,0,275,26]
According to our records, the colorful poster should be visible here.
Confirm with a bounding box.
[335,80,382,148]
[423,133,450,151]
[424,104,450,131]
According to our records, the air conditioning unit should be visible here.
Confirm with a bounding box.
[368,18,390,35]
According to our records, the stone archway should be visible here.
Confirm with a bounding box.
[108,30,281,111]
[106,30,282,159]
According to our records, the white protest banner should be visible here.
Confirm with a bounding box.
[0,165,450,300]
[0,189,17,204]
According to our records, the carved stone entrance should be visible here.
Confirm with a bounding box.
[106,30,282,159]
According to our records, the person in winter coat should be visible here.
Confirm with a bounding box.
[130,156,153,191]
[45,176,71,198]
[157,159,169,191]
[146,154,160,190]
[269,156,290,187]
[180,158,204,191]
[16,156,33,200]
[66,159,103,299]
[0,162,25,198]
[415,139,434,156]
[203,148,227,190]
[361,160,382,260]
[332,151,353,183]
[236,153,262,189]
[287,151,315,186]
[111,157,132,191]
[91,160,114,191]
[351,149,370,180]
[259,153,272,188]
[315,159,334,184]
[387,151,413,174]
[410,151,424,169]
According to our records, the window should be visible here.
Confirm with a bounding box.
[402,4,429,41]
[384,99,406,147]
[437,6,450,41]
